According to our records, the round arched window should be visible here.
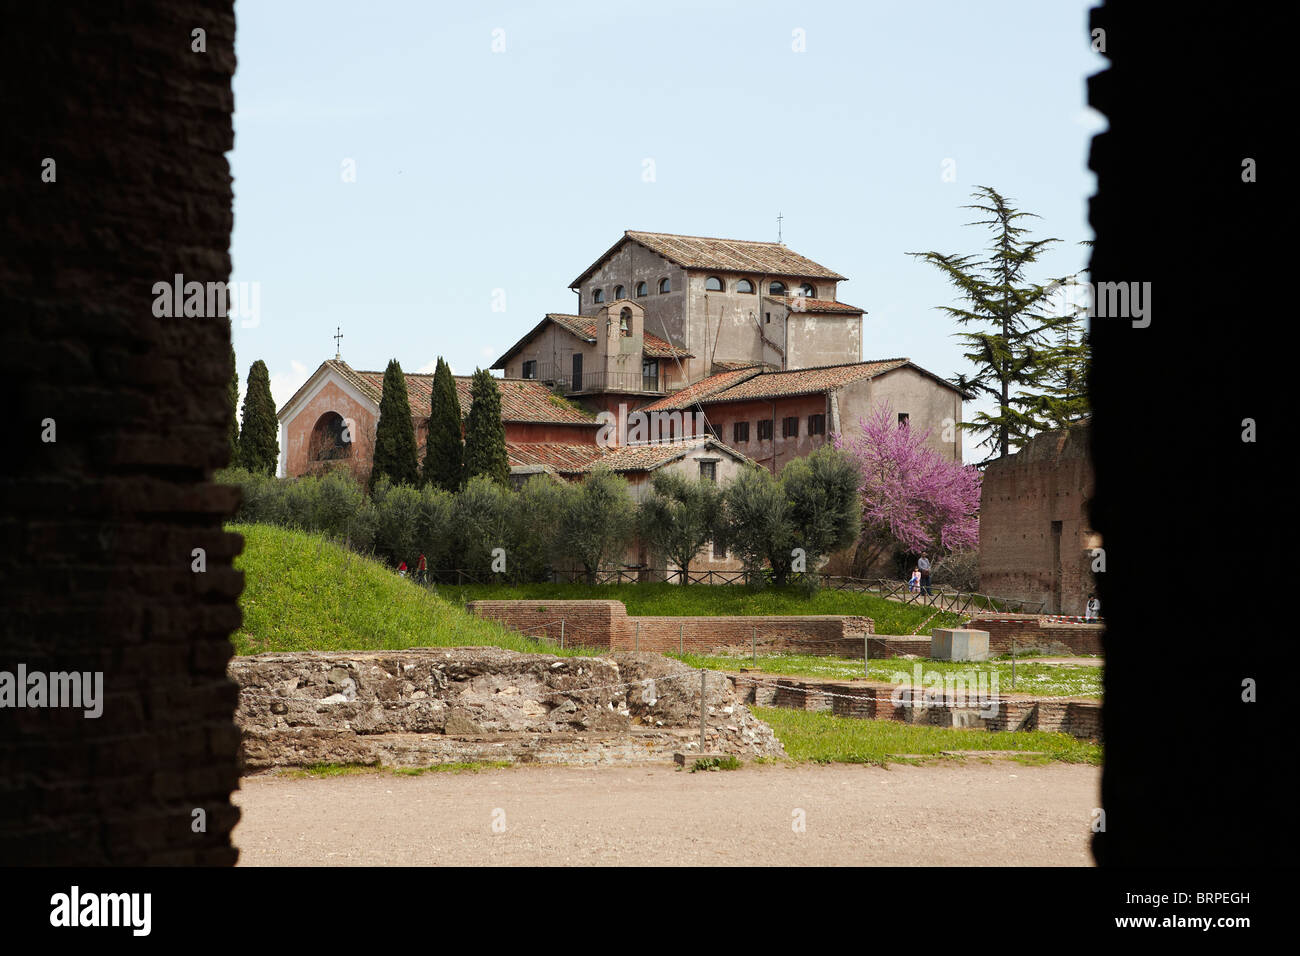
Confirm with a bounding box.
[736,278,755,294]
[769,281,787,295]
[658,277,671,294]
[705,276,723,292]
[799,282,815,298]
[636,281,648,297]
[614,285,625,300]
[592,288,604,303]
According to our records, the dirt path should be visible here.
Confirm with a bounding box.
[232,760,1099,866]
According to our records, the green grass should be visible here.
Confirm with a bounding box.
[230,523,605,656]
[756,708,1101,766]
[688,756,742,772]
[441,581,964,635]
[670,652,1101,698]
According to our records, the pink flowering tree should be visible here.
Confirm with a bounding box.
[833,403,981,573]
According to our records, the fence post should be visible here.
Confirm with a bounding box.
[1011,636,1016,690]
[635,621,639,652]
[752,626,757,666]
[679,623,683,655]
[560,620,565,650]
[699,668,706,754]
[864,635,869,680]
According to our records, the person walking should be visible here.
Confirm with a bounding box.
[416,553,428,585]
[909,567,921,593]
[917,554,932,597]
[1085,594,1100,622]
[396,560,408,578]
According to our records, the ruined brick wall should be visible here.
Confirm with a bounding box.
[466,600,873,656]
[0,4,242,864]
[978,424,1098,614]
[966,616,1104,656]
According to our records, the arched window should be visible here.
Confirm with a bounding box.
[592,288,604,303]
[619,307,633,336]
[705,276,724,292]
[636,281,648,297]
[614,285,625,300]
[799,282,815,298]
[736,278,755,294]
[308,411,352,462]
[658,277,671,294]
[769,281,787,295]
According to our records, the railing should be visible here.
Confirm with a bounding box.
[524,362,662,395]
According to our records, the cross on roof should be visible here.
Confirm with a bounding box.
[334,326,343,359]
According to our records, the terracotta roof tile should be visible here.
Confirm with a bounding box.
[543,313,690,359]
[767,295,865,314]
[638,366,764,412]
[297,359,598,426]
[572,230,847,287]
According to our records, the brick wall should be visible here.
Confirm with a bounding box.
[466,600,873,657]
[0,4,242,864]
[967,615,1103,656]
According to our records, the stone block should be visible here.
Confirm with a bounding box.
[930,628,990,661]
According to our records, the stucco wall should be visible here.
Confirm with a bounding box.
[836,368,963,463]
[282,377,378,480]
[697,394,830,474]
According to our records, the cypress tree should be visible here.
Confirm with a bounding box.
[462,368,510,487]
[370,358,420,490]
[422,357,464,491]
[237,359,278,476]
[228,345,240,464]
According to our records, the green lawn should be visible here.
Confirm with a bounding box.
[756,708,1101,766]
[439,581,964,635]
[230,523,604,656]
[672,652,1101,698]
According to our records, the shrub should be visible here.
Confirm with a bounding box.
[371,478,423,565]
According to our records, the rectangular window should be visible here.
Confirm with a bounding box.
[712,539,726,559]
[898,412,910,426]
[808,414,825,436]
[757,419,773,441]
[782,416,799,438]
[522,360,537,379]
[699,461,717,483]
[733,421,750,443]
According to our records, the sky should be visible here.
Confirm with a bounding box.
[229,0,1107,463]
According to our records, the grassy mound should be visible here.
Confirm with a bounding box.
[230,522,599,656]
[442,582,963,635]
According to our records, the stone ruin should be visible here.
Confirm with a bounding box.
[229,646,786,770]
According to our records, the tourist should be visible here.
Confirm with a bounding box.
[917,554,932,596]
[396,560,407,578]
[416,553,428,585]
[1085,594,1100,621]
[909,567,921,593]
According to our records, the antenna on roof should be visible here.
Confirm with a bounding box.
[777,212,783,243]
[334,326,343,360]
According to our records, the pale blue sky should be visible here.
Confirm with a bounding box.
[230,0,1106,462]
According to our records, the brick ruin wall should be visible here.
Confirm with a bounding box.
[0,4,242,864]
[229,646,786,768]
[978,424,1098,616]
[466,600,874,658]
[967,616,1104,656]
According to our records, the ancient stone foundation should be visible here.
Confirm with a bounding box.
[229,646,786,770]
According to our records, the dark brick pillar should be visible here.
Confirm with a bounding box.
[0,3,243,864]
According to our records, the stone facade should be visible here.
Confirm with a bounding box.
[978,424,1098,615]
[0,2,242,864]
[229,646,787,768]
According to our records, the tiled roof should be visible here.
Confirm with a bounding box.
[543,314,688,359]
[639,359,958,410]
[280,358,598,426]
[638,366,764,412]
[507,436,749,475]
[700,360,912,403]
[571,230,847,287]
[767,295,865,315]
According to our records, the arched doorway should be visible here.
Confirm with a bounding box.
[308,411,352,461]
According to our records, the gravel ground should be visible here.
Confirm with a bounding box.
[232,760,1099,866]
